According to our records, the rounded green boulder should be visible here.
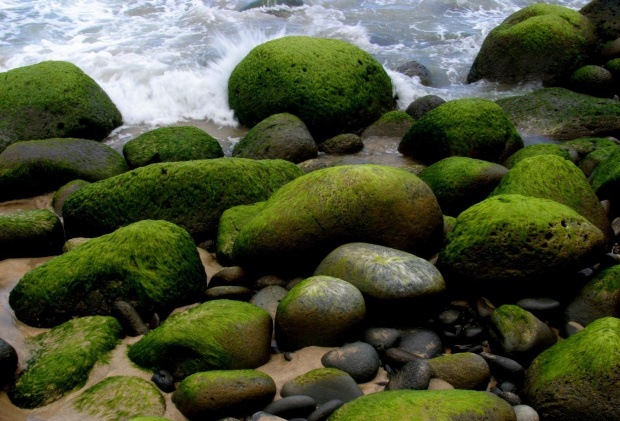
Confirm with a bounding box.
[0,209,65,260]
[589,145,620,201]
[228,36,395,140]
[502,143,574,169]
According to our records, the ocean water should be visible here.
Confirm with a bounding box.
[0,0,590,148]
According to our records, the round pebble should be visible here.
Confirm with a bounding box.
[321,342,380,383]
[513,404,540,421]
[385,359,431,391]
[362,327,400,351]
[255,275,288,290]
[203,286,253,302]
[208,266,247,288]
[262,395,316,419]
[151,369,175,393]
[112,300,149,336]
[480,352,525,385]
[385,347,421,368]
[515,297,561,321]
[399,329,443,359]
[306,399,345,421]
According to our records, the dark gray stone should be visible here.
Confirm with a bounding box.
[112,300,149,336]
[515,297,561,322]
[306,399,344,421]
[208,266,247,288]
[405,95,445,120]
[480,352,525,385]
[385,359,431,391]
[385,347,422,368]
[321,342,380,383]
[398,329,443,359]
[204,286,253,302]
[0,338,17,387]
[396,61,432,86]
[362,327,400,351]
[262,395,316,419]
[280,368,363,405]
[318,134,363,155]
[151,369,175,393]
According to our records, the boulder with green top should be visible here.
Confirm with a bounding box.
[428,353,490,390]
[228,36,395,140]
[0,209,64,260]
[589,145,620,201]
[52,179,90,217]
[563,137,618,162]
[128,300,272,380]
[0,138,128,201]
[523,317,620,420]
[216,202,266,266]
[62,158,303,241]
[580,0,620,43]
[569,65,614,98]
[361,111,415,139]
[232,165,443,274]
[398,98,523,165]
[328,389,517,420]
[437,194,606,299]
[8,316,122,409]
[418,157,508,216]
[319,134,363,155]
[502,143,574,169]
[9,219,206,327]
[123,126,224,169]
[579,146,617,177]
[564,264,620,327]
[467,4,596,85]
[281,368,363,405]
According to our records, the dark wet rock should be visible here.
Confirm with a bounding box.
[515,298,561,322]
[405,95,445,120]
[204,286,253,302]
[209,266,247,288]
[281,368,363,405]
[52,179,91,217]
[477,297,496,319]
[564,264,620,326]
[497,391,521,406]
[251,412,287,421]
[321,342,380,383]
[0,338,17,387]
[112,300,150,336]
[438,309,461,325]
[251,285,289,321]
[385,348,422,369]
[428,353,490,390]
[262,395,317,419]
[569,65,615,98]
[500,381,518,394]
[361,111,416,139]
[363,328,400,351]
[397,61,432,86]
[385,359,431,391]
[399,329,443,359]
[0,209,64,261]
[151,369,175,393]
[307,399,344,421]
[480,352,525,385]
[580,0,620,43]
[319,134,363,155]
[254,275,288,290]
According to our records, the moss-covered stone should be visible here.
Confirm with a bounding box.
[74,376,165,420]
[502,143,573,169]
[605,57,620,79]
[523,317,620,420]
[589,146,620,201]
[0,61,122,153]
[281,367,363,405]
[232,165,444,274]
[0,138,128,201]
[62,158,303,241]
[418,157,508,216]
[228,36,395,140]
[328,389,517,420]
[437,194,606,299]
[562,137,617,162]
[8,316,122,409]
[216,202,266,266]
[579,146,617,178]
[128,300,272,379]
[398,98,523,165]
[564,264,620,326]
[52,179,91,217]
[61,237,91,253]
[9,220,206,327]
[0,209,65,260]
[123,126,224,169]
[361,111,415,139]
[467,4,596,85]
[569,65,614,98]
[580,0,620,43]
[428,353,490,390]
[319,134,364,155]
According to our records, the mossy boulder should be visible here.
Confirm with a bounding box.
[9,220,206,327]
[569,65,615,98]
[62,158,303,241]
[275,276,366,350]
[467,4,596,85]
[580,0,620,43]
[228,36,395,140]
[52,179,91,217]
[564,137,617,158]
[319,134,364,155]
[398,98,523,165]
[0,138,128,201]
[328,389,517,420]
[74,376,165,420]
[579,146,617,177]
[565,264,620,326]
[123,126,224,169]
[589,146,620,201]
[418,157,508,217]
[497,88,620,140]
[502,143,574,169]
[428,353,490,390]
[0,209,65,260]
[0,61,122,153]
[8,316,122,409]
[232,165,444,274]
[523,317,620,420]
[437,194,606,299]
[361,111,415,139]
[128,300,272,379]
[216,202,266,266]
[281,368,363,405]
[405,95,445,120]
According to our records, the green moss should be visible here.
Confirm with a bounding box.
[228,36,395,140]
[52,179,91,217]
[175,369,274,402]
[216,201,266,266]
[376,110,414,124]
[589,146,620,200]
[563,138,617,160]
[605,58,620,77]
[74,376,165,420]
[292,368,349,386]
[8,316,122,409]
[8,219,206,327]
[503,143,572,168]
[0,209,65,259]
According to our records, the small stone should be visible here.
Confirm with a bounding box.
[397,61,433,86]
[385,359,431,391]
[208,266,247,288]
[399,329,443,359]
[515,297,561,321]
[427,378,454,390]
[0,338,18,387]
[250,285,289,320]
[306,399,345,421]
[280,368,363,405]
[318,134,363,155]
[439,309,461,325]
[500,381,518,394]
[480,352,525,385]
[362,327,400,351]
[385,347,421,368]
[428,353,490,390]
[405,95,445,119]
[513,404,540,421]
[112,300,150,336]
[477,297,495,318]
[463,326,484,339]
[321,342,380,383]
[151,369,175,393]
[255,275,288,290]
[262,395,316,419]
[563,321,584,337]
[498,391,521,406]
[203,286,253,302]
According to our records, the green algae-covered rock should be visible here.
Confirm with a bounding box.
[8,316,122,409]
[123,126,224,169]
[579,145,617,177]
[74,376,165,420]
[502,143,574,169]
[228,36,395,140]
[569,65,614,98]
[0,138,128,201]
[523,317,620,420]
[281,368,363,405]
[589,145,620,201]
[418,157,508,217]
[232,165,444,274]
[62,158,303,241]
[497,88,620,140]
[128,300,272,379]
[361,110,416,139]
[467,4,596,85]
[328,389,517,421]
[52,179,91,217]
[9,220,206,327]
[275,276,366,350]
[563,137,618,161]
[216,202,266,266]
[319,133,364,155]
[0,209,64,260]
[437,194,606,299]
[172,370,276,420]
[580,0,620,43]
[428,353,490,390]
[0,61,122,153]
[398,98,523,165]
[491,154,613,245]
[565,264,620,326]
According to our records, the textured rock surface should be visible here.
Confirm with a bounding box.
[0,209,64,260]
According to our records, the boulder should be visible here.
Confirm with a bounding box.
[467,4,596,85]
[569,65,614,98]
[396,61,432,86]
[360,111,415,139]
[62,158,303,241]
[564,264,620,326]
[398,98,523,165]
[581,146,618,178]
[0,209,65,260]
[428,353,490,390]
[563,137,618,162]
[52,179,90,217]
[502,143,574,169]
[589,146,620,201]
[280,368,363,405]
[580,0,620,43]
[128,300,272,379]
[405,95,445,120]
[216,202,266,266]
[8,316,122,408]
[319,134,363,155]
[9,220,206,327]
[523,317,620,420]
[228,36,395,140]
[0,138,128,201]
[0,61,122,153]
[123,126,224,169]
[232,113,317,163]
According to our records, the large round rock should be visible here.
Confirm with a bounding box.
[0,209,65,260]
[228,36,395,140]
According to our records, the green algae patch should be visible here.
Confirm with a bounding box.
[502,143,573,169]
[74,376,165,421]
[0,209,65,260]
[398,98,523,165]
[216,201,266,266]
[52,179,91,217]
[128,300,272,379]
[427,353,490,390]
[589,145,620,201]
[229,36,395,140]
[0,61,122,152]
[565,264,620,326]
[328,389,516,420]
[8,316,122,409]
[563,137,618,161]
[9,220,206,327]
[361,110,415,139]
[62,157,303,241]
